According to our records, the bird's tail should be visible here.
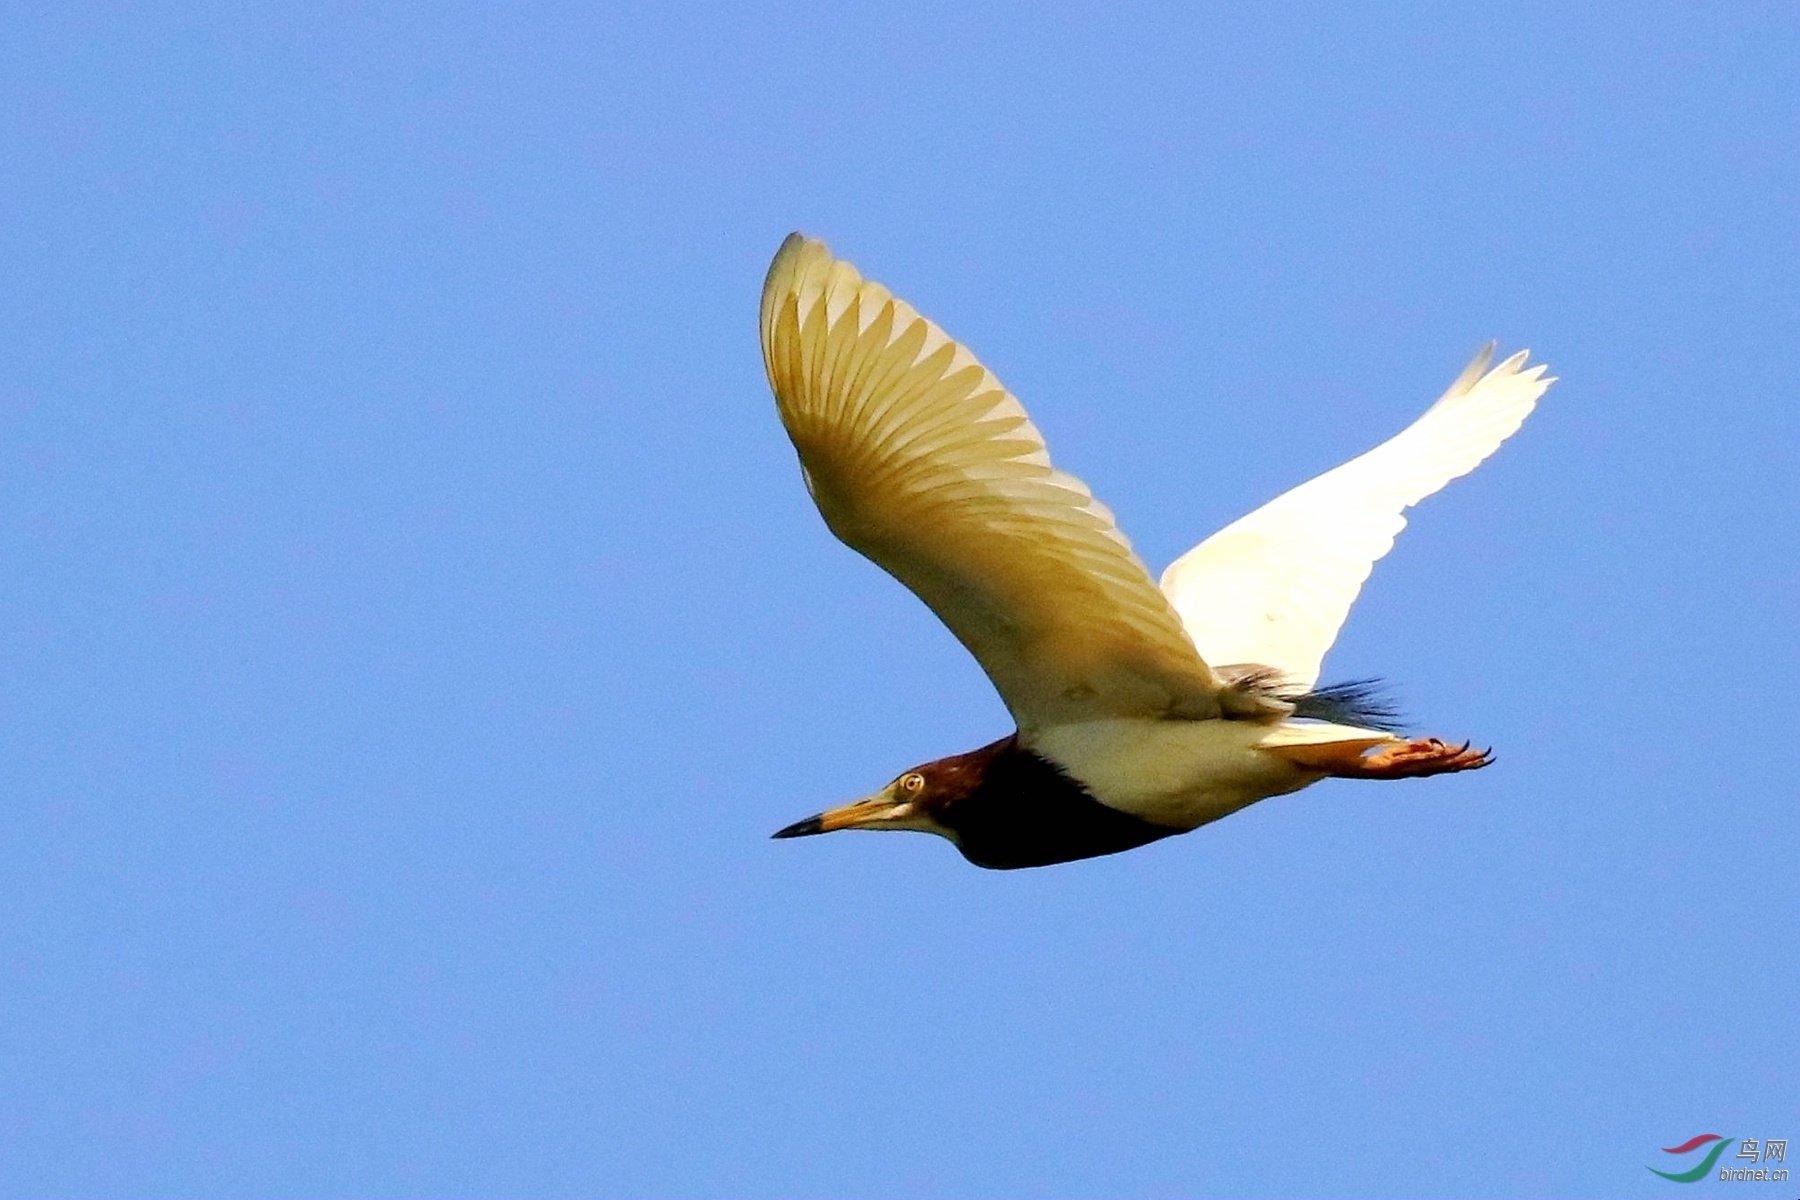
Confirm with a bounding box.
[1219,665,1404,732]
[1292,678,1404,732]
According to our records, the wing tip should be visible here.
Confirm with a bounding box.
[764,231,827,291]
[1480,345,1554,383]
[1440,345,1555,413]
[763,233,863,355]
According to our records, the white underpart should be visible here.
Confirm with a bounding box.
[1030,718,1399,830]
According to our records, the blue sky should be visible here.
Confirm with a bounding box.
[4,3,1795,1196]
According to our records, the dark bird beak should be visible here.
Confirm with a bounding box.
[771,814,825,839]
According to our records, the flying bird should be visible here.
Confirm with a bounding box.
[762,234,1550,869]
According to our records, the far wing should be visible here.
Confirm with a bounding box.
[1160,345,1552,690]
[762,234,1222,732]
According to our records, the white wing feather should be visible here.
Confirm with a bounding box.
[762,234,1223,732]
[1160,345,1553,690]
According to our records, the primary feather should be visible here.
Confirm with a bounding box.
[760,234,1224,733]
[1159,346,1553,690]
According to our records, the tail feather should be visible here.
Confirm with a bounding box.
[1219,665,1405,732]
[1293,678,1404,732]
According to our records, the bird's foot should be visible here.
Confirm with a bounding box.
[1349,737,1492,779]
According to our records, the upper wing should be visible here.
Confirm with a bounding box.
[761,233,1222,732]
[1159,345,1553,690]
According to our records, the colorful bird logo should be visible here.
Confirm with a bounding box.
[1648,1134,1736,1182]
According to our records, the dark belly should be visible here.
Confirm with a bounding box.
[942,746,1185,870]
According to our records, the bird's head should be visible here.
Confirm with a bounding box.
[770,764,956,843]
[771,741,1003,847]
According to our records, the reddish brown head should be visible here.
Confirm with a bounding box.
[770,738,1007,844]
[772,735,1180,870]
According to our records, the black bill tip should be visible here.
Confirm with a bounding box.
[771,814,825,839]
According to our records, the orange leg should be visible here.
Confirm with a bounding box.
[1271,737,1493,778]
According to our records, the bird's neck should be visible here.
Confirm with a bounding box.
[939,736,1183,870]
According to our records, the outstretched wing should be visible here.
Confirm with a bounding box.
[761,233,1222,732]
[1160,345,1552,690]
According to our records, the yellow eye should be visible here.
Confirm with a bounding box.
[900,773,925,793]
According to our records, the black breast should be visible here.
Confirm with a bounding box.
[938,744,1184,870]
